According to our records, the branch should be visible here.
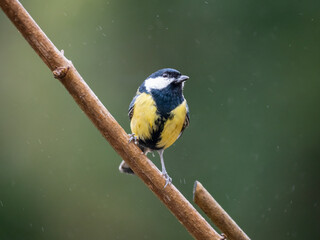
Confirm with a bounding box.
[0,0,223,239]
[193,181,250,240]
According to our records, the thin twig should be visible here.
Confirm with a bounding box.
[193,181,250,240]
[0,0,223,239]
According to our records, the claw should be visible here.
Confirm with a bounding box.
[162,172,172,189]
[128,133,138,145]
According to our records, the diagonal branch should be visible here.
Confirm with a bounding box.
[0,0,223,239]
[194,181,251,240]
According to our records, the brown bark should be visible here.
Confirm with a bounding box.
[194,181,250,240]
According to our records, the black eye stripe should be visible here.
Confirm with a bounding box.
[162,73,169,78]
[162,72,181,79]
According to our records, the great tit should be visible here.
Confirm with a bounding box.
[119,68,190,188]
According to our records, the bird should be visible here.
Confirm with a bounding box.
[119,68,190,188]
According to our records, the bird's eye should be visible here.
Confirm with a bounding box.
[162,73,169,78]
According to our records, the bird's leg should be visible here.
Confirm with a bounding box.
[158,150,172,188]
[128,133,138,145]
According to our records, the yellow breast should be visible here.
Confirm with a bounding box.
[157,100,187,149]
[130,93,159,141]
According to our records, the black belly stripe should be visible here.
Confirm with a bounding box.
[138,115,169,150]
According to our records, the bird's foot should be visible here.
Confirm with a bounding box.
[162,171,172,189]
[128,133,138,145]
[221,233,227,240]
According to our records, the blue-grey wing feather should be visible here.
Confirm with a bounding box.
[128,95,139,120]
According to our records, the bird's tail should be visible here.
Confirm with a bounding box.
[119,144,149,175]
[119,160,135,175]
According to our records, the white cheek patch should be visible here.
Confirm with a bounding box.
[144,77,172,91]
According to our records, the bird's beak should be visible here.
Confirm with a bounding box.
[175,75,189,84]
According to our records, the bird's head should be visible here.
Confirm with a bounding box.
[142,68,189,92]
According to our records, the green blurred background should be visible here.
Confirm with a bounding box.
[1,0,319,239]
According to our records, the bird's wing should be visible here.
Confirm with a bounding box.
[128,94,139,120]
[181,102,190,134]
